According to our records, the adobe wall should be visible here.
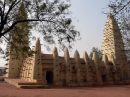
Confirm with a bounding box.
[19,46,130,86]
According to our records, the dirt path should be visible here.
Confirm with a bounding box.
[0,82,130,97]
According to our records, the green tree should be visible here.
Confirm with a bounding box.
[108,0,130,33]
[0,0,80,51]
[108,0,130,58]
[8,2,29,57]
[89,47,102,59]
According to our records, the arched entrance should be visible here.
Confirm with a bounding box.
[46,71,53,85]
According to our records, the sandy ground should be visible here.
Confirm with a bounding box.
[0,82,130,97]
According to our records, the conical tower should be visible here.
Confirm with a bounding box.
[32,38,43,83]
[101,14,127,65]
[6,2,29,78]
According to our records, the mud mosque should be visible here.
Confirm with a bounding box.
[5,3,130,88]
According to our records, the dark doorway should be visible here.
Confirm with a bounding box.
[102,74,107,82]
[46,71,53,85]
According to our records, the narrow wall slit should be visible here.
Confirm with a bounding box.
[46,71,53,85]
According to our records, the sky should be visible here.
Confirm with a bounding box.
[0,0,110,67]
[69,0,110,56]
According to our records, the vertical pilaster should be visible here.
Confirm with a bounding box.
[92,52,103,85]
[32,38,43,83]
[110,55,119,83]
[84,51,91,85]
[64,47,72,86]
[102,54,113,84]
[74,50,83,86]
[53,47,60,86]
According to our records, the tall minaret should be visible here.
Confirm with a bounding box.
[6,2,29,78]
[32,38,43,83]
[102,14,127,65]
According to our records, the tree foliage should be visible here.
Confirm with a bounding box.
[108,0,130,32]
[0,0,80,52]
[8,2,30,58]
[108,0,130,58]
[89,47,102,59]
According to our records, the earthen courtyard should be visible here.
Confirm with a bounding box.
[0,82,130,97]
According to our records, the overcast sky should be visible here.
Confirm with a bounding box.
[69,0,110,55]
[0,0,110,67]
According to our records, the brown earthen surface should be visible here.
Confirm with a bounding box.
[0,82,130,97]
